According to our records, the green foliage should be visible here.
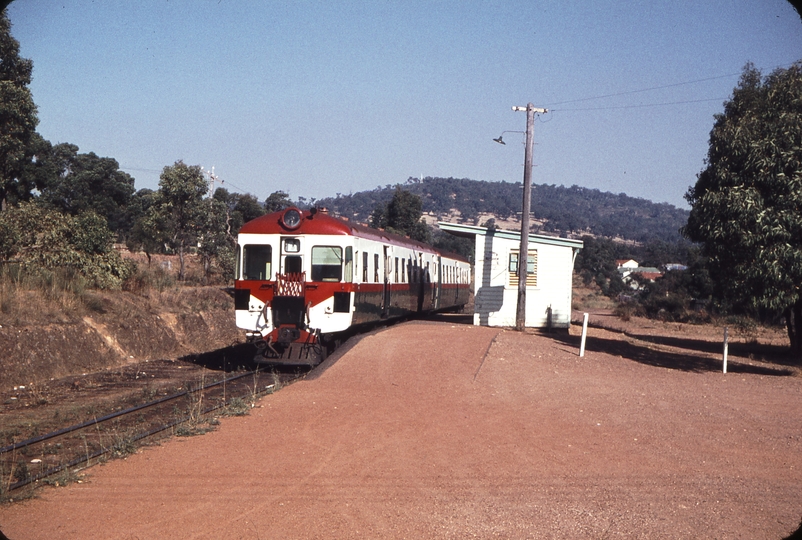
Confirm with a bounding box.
[35,145,135,233]
[0,11,38,209]
[213,187,265,233]
[264,190,293,213]
[683,61,802,357]
[124,189,162,262]
[633,266,714,322]
[197,197,236,283]
[145,161,208,281]
[574,236,627,297]
[369,187,432,243]
[431,229,473,260]
[0,202,135,288]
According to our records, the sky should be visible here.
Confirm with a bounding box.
[7,1,802,209]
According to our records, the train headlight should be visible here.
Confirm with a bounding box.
[282,208,302,229]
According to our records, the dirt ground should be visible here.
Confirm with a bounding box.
[1,314,800,539]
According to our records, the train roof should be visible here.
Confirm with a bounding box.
[239,208,469,263]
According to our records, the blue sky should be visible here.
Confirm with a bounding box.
[7,0,802,208]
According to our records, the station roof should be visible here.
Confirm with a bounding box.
[437,222,584,250]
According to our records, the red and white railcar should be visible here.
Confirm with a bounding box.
[234,207,471,364]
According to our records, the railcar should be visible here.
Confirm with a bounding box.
[234,207,471,365]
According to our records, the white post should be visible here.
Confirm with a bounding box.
[723,326,729,374]
[579,312,589,357]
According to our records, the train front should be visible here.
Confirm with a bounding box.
[233,207,355,365]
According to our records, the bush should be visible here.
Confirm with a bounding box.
[0,202,137,289]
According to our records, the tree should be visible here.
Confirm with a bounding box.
[574,235,627,297]
[683,62,802,358]
[0,10,38,210]
[36,144,135,233]
[146,161,207,281]
[197,196,236,283]
[264,190,293,213]
[370,187,432,243]
[125,189,161,265]
[213,187,264,233]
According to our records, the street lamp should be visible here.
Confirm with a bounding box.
[492,131,524,145]
[497,104,547,331]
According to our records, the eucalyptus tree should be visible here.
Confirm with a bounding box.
[370,187,431,243]
[0,10,38,210]
[37,145,135,233]
[683,62,802,358]
[146,161,207,281]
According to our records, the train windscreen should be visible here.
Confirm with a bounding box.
[243,245,272,281]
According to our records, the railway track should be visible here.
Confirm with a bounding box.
[0,367,304,497]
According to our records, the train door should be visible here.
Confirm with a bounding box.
[281,237,303,275]
[435,256,442,310]
[382,245,391,318]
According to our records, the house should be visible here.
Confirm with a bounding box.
[438,222,583,329]
[619,266,663,289]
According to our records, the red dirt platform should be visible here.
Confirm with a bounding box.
[1,319,801,539]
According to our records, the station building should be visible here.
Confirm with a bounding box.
[438,223,583,329]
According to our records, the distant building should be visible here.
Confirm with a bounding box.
[438,223,583,329]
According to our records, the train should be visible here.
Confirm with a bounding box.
[233,206,472,365]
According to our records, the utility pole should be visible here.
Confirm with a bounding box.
[512,103,547,331]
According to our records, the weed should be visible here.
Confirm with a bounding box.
[224,397,250,416]
[110,435,137,457]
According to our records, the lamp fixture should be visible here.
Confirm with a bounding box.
[492,130,525,145]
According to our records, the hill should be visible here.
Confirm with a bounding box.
[315,177,689,244]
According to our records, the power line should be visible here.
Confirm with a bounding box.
[551,96,728,112]
[543,72,742,107]
[542,61,800,109]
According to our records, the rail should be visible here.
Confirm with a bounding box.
[1,369,302,494]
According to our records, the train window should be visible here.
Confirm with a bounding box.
[242,245,272,281]
[283,238,300,253]
[402,260,406,283]
[284,255,302,274]
[362,252,368,282]
[394,257,399,283]
[344,247,353,283]
[311,246,342,282]
[374,254,379,283]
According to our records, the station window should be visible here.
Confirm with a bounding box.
[509,250,537,287]
[311,246,343,282]
[242,245,272,281]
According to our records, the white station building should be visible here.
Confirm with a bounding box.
[438,223,583,329]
